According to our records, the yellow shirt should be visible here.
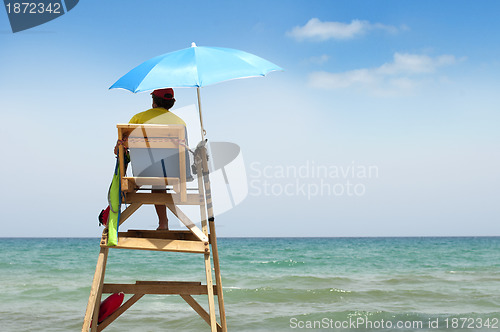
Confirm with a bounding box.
[129,108,186,125]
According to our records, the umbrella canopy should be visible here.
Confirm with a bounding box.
[110,43,282,92]
[110,43,282,139]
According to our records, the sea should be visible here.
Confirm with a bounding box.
[0,237,499,331]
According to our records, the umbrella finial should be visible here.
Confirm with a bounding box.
[191,42,197,47]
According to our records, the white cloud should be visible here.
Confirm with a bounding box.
[377,53,458,75]
[309,68,375,89]
[307,54,330,65]
[288,18,402,41]
[309,53,464,95]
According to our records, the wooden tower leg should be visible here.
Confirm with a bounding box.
[196,146,218,331]
[199,146,227,331]
[209,220,227,331]
[204,252,217,331]
[82,245,109,332]
[199,145,227,331]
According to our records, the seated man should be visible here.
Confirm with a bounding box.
[115,88,186,230]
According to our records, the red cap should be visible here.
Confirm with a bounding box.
[151,88,174,100]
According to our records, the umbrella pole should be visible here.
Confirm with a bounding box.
[195,87,227,330]
[197,87,206,140]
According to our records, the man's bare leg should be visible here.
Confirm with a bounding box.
[152,189,168,230]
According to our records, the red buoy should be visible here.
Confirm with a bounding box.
[98,292,124,323]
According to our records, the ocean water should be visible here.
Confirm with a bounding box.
[0,237,499,331]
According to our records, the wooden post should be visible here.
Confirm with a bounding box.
[179,127,187,202]
[195,146,217,331]
[200,144,227,331]
[204,252,217,332]
[117,127,125,181]
[209,220,227,331]
[82,245,109,332]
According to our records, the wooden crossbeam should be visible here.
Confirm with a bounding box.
[102,281,218,295]
[125,192,201,205]
[181,295,222,332]
[118,203,142,226]
[97,294,144,332]
[167,203,209,243]
[120,230,202,241]
[122,177,180,193]
[103,236,208,254]
[136,280,201,286]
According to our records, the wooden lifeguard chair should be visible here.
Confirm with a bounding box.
[82,124,227,332]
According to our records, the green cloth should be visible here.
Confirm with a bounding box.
[107,162,121,246]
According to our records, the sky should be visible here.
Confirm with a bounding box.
[0,0,499,237]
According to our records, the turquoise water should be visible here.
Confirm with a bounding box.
[0,237,499,331]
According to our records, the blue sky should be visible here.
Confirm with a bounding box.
[0,1,499,237]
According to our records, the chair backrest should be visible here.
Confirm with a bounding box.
[117,124,191,200]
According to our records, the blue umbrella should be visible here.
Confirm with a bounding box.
[110,43,282,138]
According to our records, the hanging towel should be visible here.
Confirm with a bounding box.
[107,159,121,246]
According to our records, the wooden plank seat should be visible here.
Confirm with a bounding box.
[122,176,180,192]
[118,124,190,202]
